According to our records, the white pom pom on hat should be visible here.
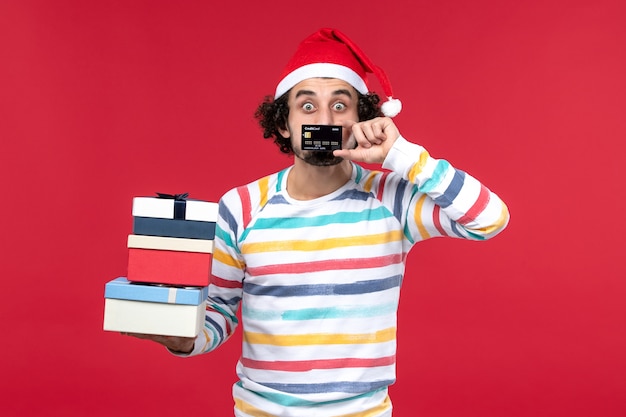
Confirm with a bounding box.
[274,28,402,118]
[381,97,402,117]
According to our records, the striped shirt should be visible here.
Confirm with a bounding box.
[184,136,509,416]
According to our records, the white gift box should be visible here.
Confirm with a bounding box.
[103,277,207,337]
[103,298,206,337]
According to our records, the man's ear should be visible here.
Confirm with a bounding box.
[278,124,290,139]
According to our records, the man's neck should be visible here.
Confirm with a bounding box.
[287,160,353,200]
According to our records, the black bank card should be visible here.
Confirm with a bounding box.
[301,125,342,151]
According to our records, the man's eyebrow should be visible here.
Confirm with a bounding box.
[295,89,316,98]
[332,89,353,98]
[294,88,354,99]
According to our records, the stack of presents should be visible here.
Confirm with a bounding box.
[103,193,218,337]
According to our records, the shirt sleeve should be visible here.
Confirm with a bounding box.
[170,188,245,357]
[381,135,510,243]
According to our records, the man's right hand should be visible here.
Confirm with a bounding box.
[122,332,195,354]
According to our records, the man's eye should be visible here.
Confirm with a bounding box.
[302,103,314,111]
[333,103,346,111]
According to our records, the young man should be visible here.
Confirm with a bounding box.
[129,28,510,416]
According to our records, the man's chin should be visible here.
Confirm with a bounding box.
[298,151,344,166]
[306,154,343,166]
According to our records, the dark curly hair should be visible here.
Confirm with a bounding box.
[254,90,383,154]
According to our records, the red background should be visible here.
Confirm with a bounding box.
[1,0,624,416]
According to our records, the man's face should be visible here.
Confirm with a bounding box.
[279,78,359,166]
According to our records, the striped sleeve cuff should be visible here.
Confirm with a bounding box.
[382,136,438,188]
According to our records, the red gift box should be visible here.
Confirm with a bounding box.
[127,248,212,286]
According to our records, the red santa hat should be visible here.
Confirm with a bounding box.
[274,28,402,117]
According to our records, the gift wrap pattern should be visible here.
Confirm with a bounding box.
[103,193,217,337]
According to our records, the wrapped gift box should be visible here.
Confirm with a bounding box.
[131,194,218,240]
[103,277,207,337]
[127,248,212,286]
[127,234,214,253]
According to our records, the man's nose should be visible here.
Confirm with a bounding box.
[317,108,333,125]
